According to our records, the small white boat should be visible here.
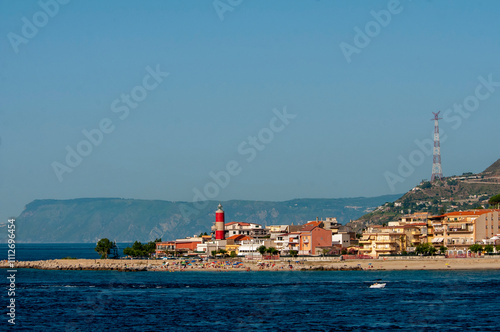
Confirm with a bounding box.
[369,282,386,289]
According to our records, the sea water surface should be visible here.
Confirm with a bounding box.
[1,243,131,261]
[4,268,500,331]
[2,245,500,331]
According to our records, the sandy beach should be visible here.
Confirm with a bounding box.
[2,257,500,272]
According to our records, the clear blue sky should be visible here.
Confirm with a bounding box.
[1,0,499,222]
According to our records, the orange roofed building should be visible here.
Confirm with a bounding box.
[427,209,500,250]
[155,235,211,257]
[298,225,332,255]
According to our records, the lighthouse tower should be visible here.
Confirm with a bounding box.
[215,204,225,240]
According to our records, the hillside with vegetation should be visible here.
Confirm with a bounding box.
[349,159,500,233]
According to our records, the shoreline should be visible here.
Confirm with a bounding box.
[2,257,500,272]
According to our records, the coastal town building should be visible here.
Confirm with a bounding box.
[427,209,500,251]
[322,217,341,231]
[155,241,176,257]
[225,234,254,255]
[359,231,402,257]
[298,225,332,255]
[237,239,275,259]
[392,212,430,225]
[212,221,269,239]
[267,225,288,240]
[287,224,304,233]
[226,221,269,238]
[358,224,425,257]
[155,235,212,257]
[332,233,351,248]
[274,232,300,255]
[176,237,204,252]
[357,209,500,257]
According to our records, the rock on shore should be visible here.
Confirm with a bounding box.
[0,259,156,271]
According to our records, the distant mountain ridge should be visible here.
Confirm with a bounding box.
[4,195,401,243]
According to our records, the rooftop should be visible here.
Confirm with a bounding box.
[430,209,500,219]
[226,234,254,242]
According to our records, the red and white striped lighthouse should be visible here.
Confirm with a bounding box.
[215,204,225,240]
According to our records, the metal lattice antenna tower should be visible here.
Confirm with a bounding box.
[431,111,443,181]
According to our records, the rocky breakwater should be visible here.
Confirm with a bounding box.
[300,265,364,271]
[0,259,162,271]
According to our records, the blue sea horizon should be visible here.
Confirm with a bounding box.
[1,243,133,261]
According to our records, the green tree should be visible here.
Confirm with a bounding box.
[257,245,267,256]
[144,238,161,255]
[230,251,237,258]
[420,181,432,189]
[488,194,500,208]
[289,250,298,257]
[95,238,114,259]
[123,239,160,258]
[469,244,483,253]
[439,246,448,254]
[217,249,227,257]
[211,250,217,257]
[415,243,426,255]
[483,244,494,253]
[123,241,143,257]
[416,243,436,256]
[266,247,278,256]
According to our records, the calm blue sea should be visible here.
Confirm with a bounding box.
[1,243,132,261]
[2,245,500,331]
